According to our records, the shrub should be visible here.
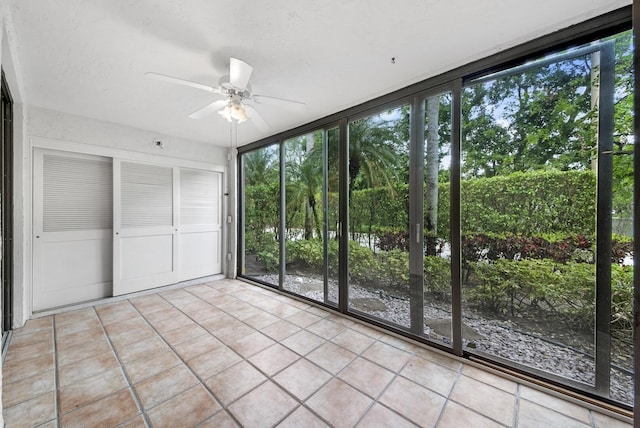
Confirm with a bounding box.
[456,170,596,235]
[465,258,633,332]
[254,233,280,272]
[424,256,451,299]
[347,241,379,284]
[611,265,634,333]
[461,232,632,265]
[286,239,324,269]
[377,230,410,252]
[376,250,410,288]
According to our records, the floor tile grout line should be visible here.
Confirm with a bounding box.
[513,383,521,428]
[5,280,632,428]
[187,286,340,427]
[246,280,634,426]
[93,305,152,428]
[178,283,346,426]
[160,285,320,422]
[0,323,57,416]
[444,375,515,427]
[435,366,514,427]
[432,361,464,427]
[134,291,244,427]
[363,341,428,427]
[190,281,467,427]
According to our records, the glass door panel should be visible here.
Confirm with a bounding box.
[241,144,280,287]
[326,127,340,306]
[423,92,454,347]
[460,42,615,392]
[608,31,634,406]
[347,106,411,328]
[283,131,327,303]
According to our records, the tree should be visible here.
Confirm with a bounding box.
[425,96,440,255]
[285,134,323,240]
[243,146,279,185]
[285,133,322,240]
[345,115,401,194]
[243,146,281,252]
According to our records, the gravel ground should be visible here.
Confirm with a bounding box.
[254,273,633,405]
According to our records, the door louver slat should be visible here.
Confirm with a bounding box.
[43,155,112,232]
[121,162,173,228]
[180,169,219,226]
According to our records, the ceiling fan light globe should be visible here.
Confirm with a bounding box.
[232,106,249,122]
[218,107,233,122]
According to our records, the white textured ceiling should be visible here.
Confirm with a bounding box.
[6,0,631,147]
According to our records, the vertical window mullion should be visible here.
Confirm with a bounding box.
[409,96,425,335]
[595,40,616,395]
[322,129,330,304]
[338,118,349,313]
[279,141,286,291]
[451,78,463,356]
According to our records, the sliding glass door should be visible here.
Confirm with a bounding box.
[459,33,633,404]
[238,25,634,409]
[241,144,280,287]
[283,128,339,307]
[346,105,412,327]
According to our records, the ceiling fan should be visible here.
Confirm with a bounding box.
[145,57,304,131]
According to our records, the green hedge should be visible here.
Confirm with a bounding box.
[245,169,597,239]
[457,170,596,235]
[465,259,633,332]
[345,169,596,237]
[245,169,632,334]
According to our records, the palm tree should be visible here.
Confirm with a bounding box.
[243,147,278,186]
[285,135,323,240]
[337,114,404,242]
[345,117,399,194]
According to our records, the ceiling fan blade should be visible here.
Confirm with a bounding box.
[252,94,306,107]
[188,99,228,119]
[230,57,253,91]
[145,72,221,93]
[243,104,271,131]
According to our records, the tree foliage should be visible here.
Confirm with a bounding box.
[241,32,634,334]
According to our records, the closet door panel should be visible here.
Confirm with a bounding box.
[179,169,222,280]
[113,160,178,296]
[33,151,113,310]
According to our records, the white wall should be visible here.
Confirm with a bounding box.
[27,107,228,163]
[0,4,237,329]
[0,4,235,416]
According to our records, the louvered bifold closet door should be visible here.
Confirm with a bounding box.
[179,169,222,280]
[113,160,178,295]
[33,150,113,310]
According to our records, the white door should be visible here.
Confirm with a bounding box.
[33,150,113,310]
[113,160,178,296]
[179,168,222,280]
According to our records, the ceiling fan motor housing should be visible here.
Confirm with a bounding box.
[219,75,252,98]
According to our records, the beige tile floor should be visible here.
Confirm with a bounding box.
[1,279,633,428]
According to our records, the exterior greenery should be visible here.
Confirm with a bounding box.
[242,32,634,344]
